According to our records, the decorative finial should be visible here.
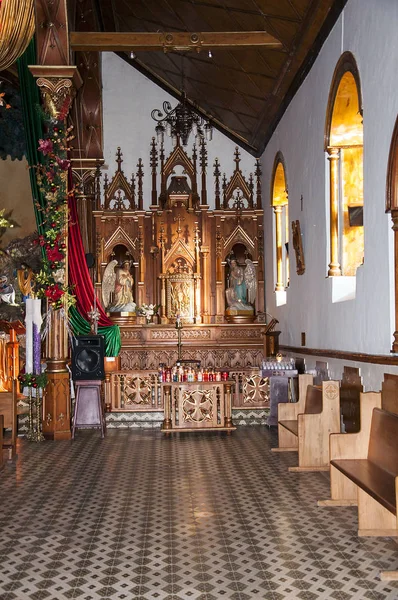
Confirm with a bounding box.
[116,147,123,172]
[234,147,240,172]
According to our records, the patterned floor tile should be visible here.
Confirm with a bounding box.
[0,428,397,599]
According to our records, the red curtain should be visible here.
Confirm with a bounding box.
[68,176,113,328]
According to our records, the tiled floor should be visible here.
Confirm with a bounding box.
[0,427,397,600]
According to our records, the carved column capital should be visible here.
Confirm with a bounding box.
[29,66,82,119]
[327,146,340,160]
[391,208,398,229]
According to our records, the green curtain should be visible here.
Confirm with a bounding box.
[17,39,45,237]
[17,40,121,357]
[69,306,121,357]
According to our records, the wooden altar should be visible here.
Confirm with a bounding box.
[93,139,265,326]
[91,134,270,422]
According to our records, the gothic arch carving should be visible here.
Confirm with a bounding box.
[104,226,137,261]
[224,225,255,257]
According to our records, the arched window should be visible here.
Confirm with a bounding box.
[325,52,363,277]
[271,154,289,292]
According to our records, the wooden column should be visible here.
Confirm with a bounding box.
[327,147,342,276]
[43,308,71,440]
[138,222,145,307]
[392,209,398,352]
[256,222,265,315]
[274,206,284,291]
[28,73,80,440]
[30,0,82,438]
[215,223,224,322]
[201,246,210,323]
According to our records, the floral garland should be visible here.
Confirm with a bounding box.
[34,100,76,310]
[18,372,48,389]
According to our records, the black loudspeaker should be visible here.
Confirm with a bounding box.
[71,335,105,381]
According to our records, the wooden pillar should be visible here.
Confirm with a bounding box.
[274,206,284,291]
[138,222,145,307]
[31,1,82,439]
[201,246,210,323]
[392,209,398,352]
[215,223,224,322]
[327,147,342,276]
[256,222,265,314]
[43,307,71,440]
[27,72,80,439]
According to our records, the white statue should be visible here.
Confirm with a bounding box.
[102,259,136,313]
[244,259,257,304]
[0,275,17,305]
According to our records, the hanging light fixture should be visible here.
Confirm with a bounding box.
[151,92,213,147]
[151,54,213,146]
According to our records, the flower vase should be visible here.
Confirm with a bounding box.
[146,316,153,325]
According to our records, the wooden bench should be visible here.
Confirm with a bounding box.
[319,400,398,581]
[0,379,19,459]
[272,375,340,472]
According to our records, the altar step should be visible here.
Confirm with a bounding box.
[15,408,270,434]
[105,408,270,429]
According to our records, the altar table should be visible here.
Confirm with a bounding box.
[161,380,236,433]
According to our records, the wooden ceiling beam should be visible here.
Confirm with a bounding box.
[70,31,282,52]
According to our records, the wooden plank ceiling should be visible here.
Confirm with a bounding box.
[83,0,347,156]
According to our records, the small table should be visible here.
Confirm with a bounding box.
[72,380,106,439]
[161,380,236,433]
[262,370,298,426]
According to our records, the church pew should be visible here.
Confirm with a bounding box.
[321,404,398,582]
[318,391,382,508]
[273,377,341,472]
[271,373,313,452]
[0,379,19,459]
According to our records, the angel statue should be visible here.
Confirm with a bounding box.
[102,259,136,314]
[225,257,256,316]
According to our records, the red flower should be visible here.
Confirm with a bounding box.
[48,248,64,262]
[56,156,70,171]
[38,138,54,156]
[44,284,64,302]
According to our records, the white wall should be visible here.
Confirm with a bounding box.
[102,52,256,208]
[261,0,398,369]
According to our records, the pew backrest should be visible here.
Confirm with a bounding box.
[367,408,398,476]
[304,385,323,415]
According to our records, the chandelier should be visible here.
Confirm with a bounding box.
[151,92,213,147]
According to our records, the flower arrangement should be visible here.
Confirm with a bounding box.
[137,303,159,321]
[18,372,48,389]
[33,103,76,310]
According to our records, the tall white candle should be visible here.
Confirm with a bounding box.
[25,298,34,374]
